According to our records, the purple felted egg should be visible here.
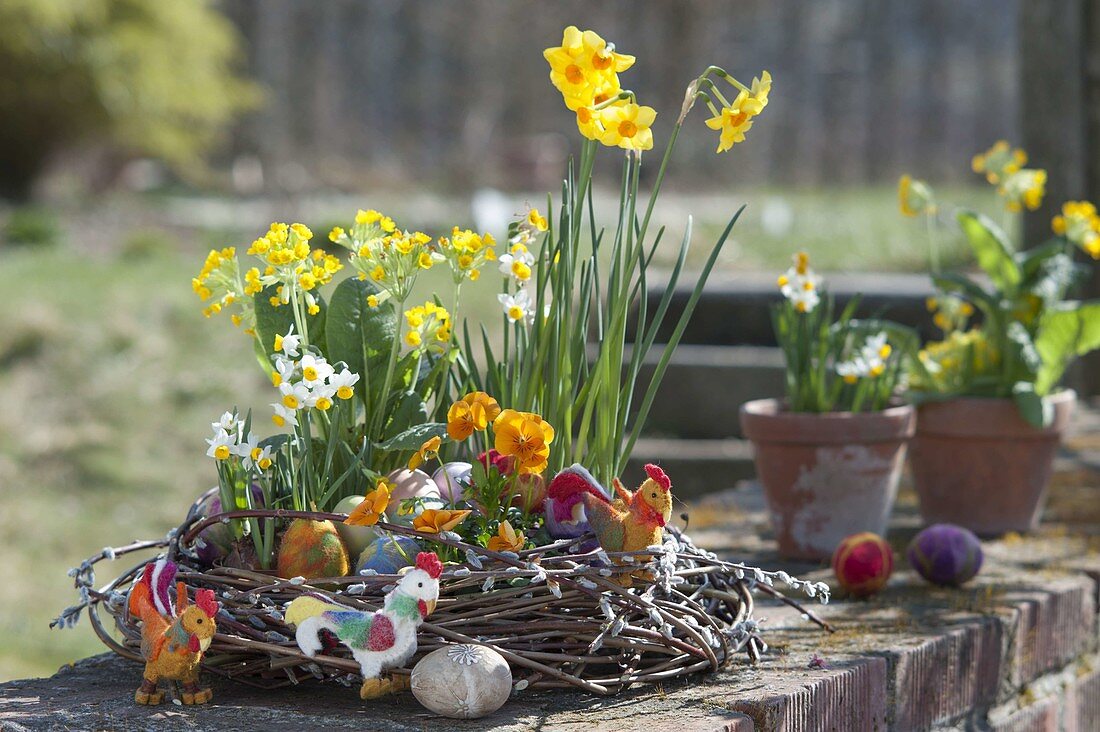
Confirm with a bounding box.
[193,485,265,566]
[544,464,611,539]
[432,462,473,503]
[907,524,983,586]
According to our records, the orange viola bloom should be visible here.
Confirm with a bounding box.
[413,508,472,534]
[487,521,525,553]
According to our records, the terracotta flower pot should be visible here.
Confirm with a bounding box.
[909,391,1076,536]
[740,399,915,561]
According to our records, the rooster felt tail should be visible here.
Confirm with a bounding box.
[546,464,611,523]
[129,559,177,620]
[286,595,349,657]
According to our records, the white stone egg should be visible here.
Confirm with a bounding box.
[411,644,512,719]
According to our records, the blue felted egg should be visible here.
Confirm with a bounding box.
[356,535,423,575]
[907,524,983,586]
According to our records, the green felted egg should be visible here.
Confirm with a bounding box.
[276,518,350,579]
[332,495,380,557]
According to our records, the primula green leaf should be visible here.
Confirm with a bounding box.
[374,422,448,452]
[1012,381,1052,428]
[1006,320,1042,381]
[254,285,327,360]
[384,390,428,441]
[1034,301,1100,394]
[957,210,1021,294]
[325,277,395,383]
[932,273,998,314]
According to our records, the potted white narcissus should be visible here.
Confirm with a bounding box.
[740,253,917,560]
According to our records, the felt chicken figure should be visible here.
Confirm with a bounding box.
[547,463,674,583]
[128,559,219,705]
[286,551,442,699]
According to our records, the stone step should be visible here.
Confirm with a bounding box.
[624,437,755,499]
[626,344,784,439]
[630,272,938,346]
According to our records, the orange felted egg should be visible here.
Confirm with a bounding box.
[831,532,893,598]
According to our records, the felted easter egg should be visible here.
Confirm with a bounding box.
[411,644,512,719]
[831,532,893,597]
[511,473,546,514]
[276,519,350,579]
[544,465,612,539]
[356,535,422,575]
[907,524,983,586]
[432,462,473,503]
[193,485,265,566]
[387,468,441,502]
[332,495,380,557]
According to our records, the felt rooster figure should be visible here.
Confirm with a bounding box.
[548,463,674,583]
[286,551,443,699]
[128,559,219,705]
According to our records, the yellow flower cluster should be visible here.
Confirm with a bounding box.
[403,301,451,352]
[247,222,342,315]
[912,329,1000,394]
[898,174,936,218]
[704,71,771,153]
[438,227,497,285]
[1052,201,1100,259]
[494,408,556,475]
[544,27,656,151]
[971,140,1027,185]
[926,295,974,334]
[447,391,501,441]
[330,210,440,305]
[998,168,1047,213]
[191,246,258,334]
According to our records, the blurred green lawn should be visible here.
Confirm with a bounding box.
[0,184,1001,680]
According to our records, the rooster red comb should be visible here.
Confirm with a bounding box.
[195,588,219,618]
[416,552,443,579]
[644,464,671,492]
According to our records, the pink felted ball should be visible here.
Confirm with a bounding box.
[831,532,894,597]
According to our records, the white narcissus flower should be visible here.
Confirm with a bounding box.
[777,252,822,313]
[306,382,338,410]
[271,402,298,428]
[272,356,296,387]
[329,369,360,400]
[211,411,238,434]
[274,324,301,358]
[498,244,535,284]
[498,288,533,324]
[278,382,311,411]
[205,428,236,460]
[235,431,274,472]
[298,353,334,386]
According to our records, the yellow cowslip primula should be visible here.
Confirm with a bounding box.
[1052,201,1100,259]
[191,247,260,335]
[246,222,342,318]
[403,301,451,354]
[926,295,974,334]
[972,140,1027,185]
[544,26,634,112]
[438,227,496,286]
[408,435,442,471]
[446,391,501,441]
[344,480,392,527]
[487,521,525,553]
[493,409,555,475]
[703,71,771,153]
[911,329,1000,394]
[329,210,440,305]
[998,168,1047,213]
[413,508,472,534]
[898,174,936,217]
[598,101,656,151]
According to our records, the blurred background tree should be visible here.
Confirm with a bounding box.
[0,0,259,199]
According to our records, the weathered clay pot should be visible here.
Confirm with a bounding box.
[740,399,915,561]
[909,391,1076,536]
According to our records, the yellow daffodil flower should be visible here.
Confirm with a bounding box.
[598,101,656,151]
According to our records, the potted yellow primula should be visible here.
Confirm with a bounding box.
[901,142,1100,535]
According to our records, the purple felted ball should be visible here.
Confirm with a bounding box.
[907,523,983,586]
